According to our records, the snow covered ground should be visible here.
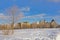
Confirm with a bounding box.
[0,28,60,40]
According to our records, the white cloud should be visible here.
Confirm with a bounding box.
[0,13,9,19]
[0,6,30,23]
[16,12,24,20]
[53,16,60,19]
[36,13,46,18]
[4,6,30,20]
[24,13,60,20]
[0,13,25,24]
[24,13,46,19]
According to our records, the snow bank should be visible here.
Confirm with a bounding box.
[0,28,60,40]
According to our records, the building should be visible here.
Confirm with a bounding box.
[56,25,60,28]
[39,20,46,28]
[21,22,31,29]
[45,22,50,28]
[31,22,38,28]
[14,23,21,29]
[50,19,58,28]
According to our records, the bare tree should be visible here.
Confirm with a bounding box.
[3,5,24,35]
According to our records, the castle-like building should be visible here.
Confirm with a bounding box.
[0,19,59,29]
[50,19,58,28]
[30,19,58,28]
[14,19,59,29]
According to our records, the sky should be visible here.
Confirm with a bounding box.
[0,0,60,24]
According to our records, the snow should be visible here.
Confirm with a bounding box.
[0,28,60,40]
[56,32,60,40]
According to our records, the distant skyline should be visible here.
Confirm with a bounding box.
[0,0,60,24]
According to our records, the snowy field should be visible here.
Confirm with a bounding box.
[0,28,60,40]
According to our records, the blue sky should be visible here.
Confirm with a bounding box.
[0,0,60,24]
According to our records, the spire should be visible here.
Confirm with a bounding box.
[51,19,55,22]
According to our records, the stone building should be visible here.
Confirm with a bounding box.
[21,22,31,29]
[14,23,21,29]
[56,25,60,28]
[45,22,50,28]
[31,22,38,28]
[50,19,58,28]
[39,20,46,28]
